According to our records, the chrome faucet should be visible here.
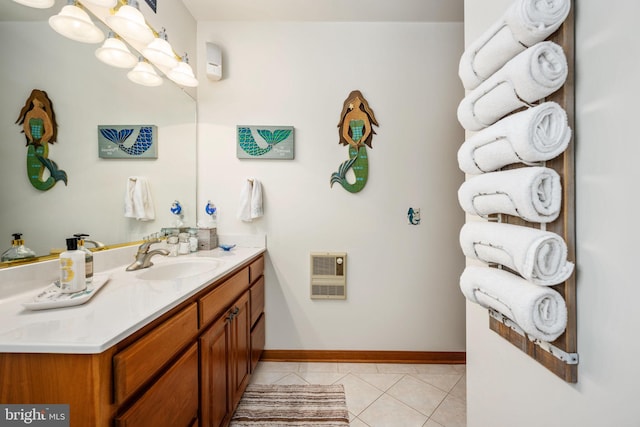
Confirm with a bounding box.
[126,237,169,271]
[84,239,106,249]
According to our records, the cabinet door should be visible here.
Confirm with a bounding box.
[199,314,231,427]
[115,343,199,427]
[230,291,251,409]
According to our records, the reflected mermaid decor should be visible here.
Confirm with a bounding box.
[15,89,67,191]
[330,90,378,193]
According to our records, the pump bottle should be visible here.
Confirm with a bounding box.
[59,237,86,294]
[74,233,94,284]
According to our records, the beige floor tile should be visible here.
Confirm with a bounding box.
[339,373,385,415]
[358,394,428,427]
[255,361,300,372]
[386,375,447,417]
[338,362,379,374]
[448,375,466,403]
[412,373,463,393]
[430,395,466,427]
[349,414,371,426]
[249,370,290,385]
[273,373,309,385]
[297,371,348,385]
[413,364,465,375]
[249,361,466,427]
[298,361,339,373]
[354,373,404,392]
[376,363,420,374]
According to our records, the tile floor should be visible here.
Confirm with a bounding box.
[249,361,466,427]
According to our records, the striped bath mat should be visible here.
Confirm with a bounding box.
[230,384,350,426]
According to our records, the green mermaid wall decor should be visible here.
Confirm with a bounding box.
[330,90,378,193]
[15,89,67,191]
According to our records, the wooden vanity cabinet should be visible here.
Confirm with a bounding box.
[249,257,266,373]
[199,254,266,427]
[0,253,265,427]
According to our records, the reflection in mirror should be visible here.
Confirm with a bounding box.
[0,18,196,265]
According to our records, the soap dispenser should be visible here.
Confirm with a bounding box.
[74,233,94,284]
[59,237,86,294]
[1,233,36,262]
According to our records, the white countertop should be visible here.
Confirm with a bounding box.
[0,245,265,354]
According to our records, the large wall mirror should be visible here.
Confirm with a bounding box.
[0,2,197,265]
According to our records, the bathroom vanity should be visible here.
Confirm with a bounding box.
[0,246,265,427]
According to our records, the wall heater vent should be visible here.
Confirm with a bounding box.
[310,252,346,300]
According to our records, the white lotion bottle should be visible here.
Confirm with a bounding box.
[59,237,86,293]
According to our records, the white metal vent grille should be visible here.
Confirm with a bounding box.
[310,252,346,300]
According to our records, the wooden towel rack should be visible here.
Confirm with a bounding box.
[487,6,577,383]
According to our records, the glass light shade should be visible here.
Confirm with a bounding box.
[106,4,154,44]
[167,60,198,87]
[81,0,117,6]
[143,37,179,69]
[127,59,163,87]
[48,4,105,44]
[12,0,55,8]
[95,35,138,68]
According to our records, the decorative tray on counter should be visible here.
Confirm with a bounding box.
[22,274,111,311]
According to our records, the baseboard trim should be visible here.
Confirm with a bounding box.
[260,350,466,365]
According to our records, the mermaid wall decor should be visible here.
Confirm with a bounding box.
[15,89,68,191]
[330,90,378,193]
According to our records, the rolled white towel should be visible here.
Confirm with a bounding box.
[457,41,568,131]
[505,0,571,46]
[124,176,155,221]
[459,221,574,286]
[457,166,562,223]
[459,0,571,90]
[460,265,567,342]
[457,102,571,174]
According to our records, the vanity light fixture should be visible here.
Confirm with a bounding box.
[167,54,199,87]
[142,29,179,69]
[95,32,138,68]
[106,0,154,45]
[11,0,55,8]
[80,0,117,7]
[127,57,163,87]
[48,0,105,44]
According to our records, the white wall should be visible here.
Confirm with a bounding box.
[195,21,467,352]
[464,1,640,426]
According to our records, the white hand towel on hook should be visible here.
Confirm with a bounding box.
[457,166,562,223]
[237,178,263,222]
[459,0,571,90]
[124,176,155,221]
[457,102,571,174]
[460,265,568,342]
[457,41,568,131]
[459,221,574,286]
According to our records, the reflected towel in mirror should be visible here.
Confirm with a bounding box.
[124,176,155,221]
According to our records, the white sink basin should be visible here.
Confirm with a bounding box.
[137,258,223,281]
